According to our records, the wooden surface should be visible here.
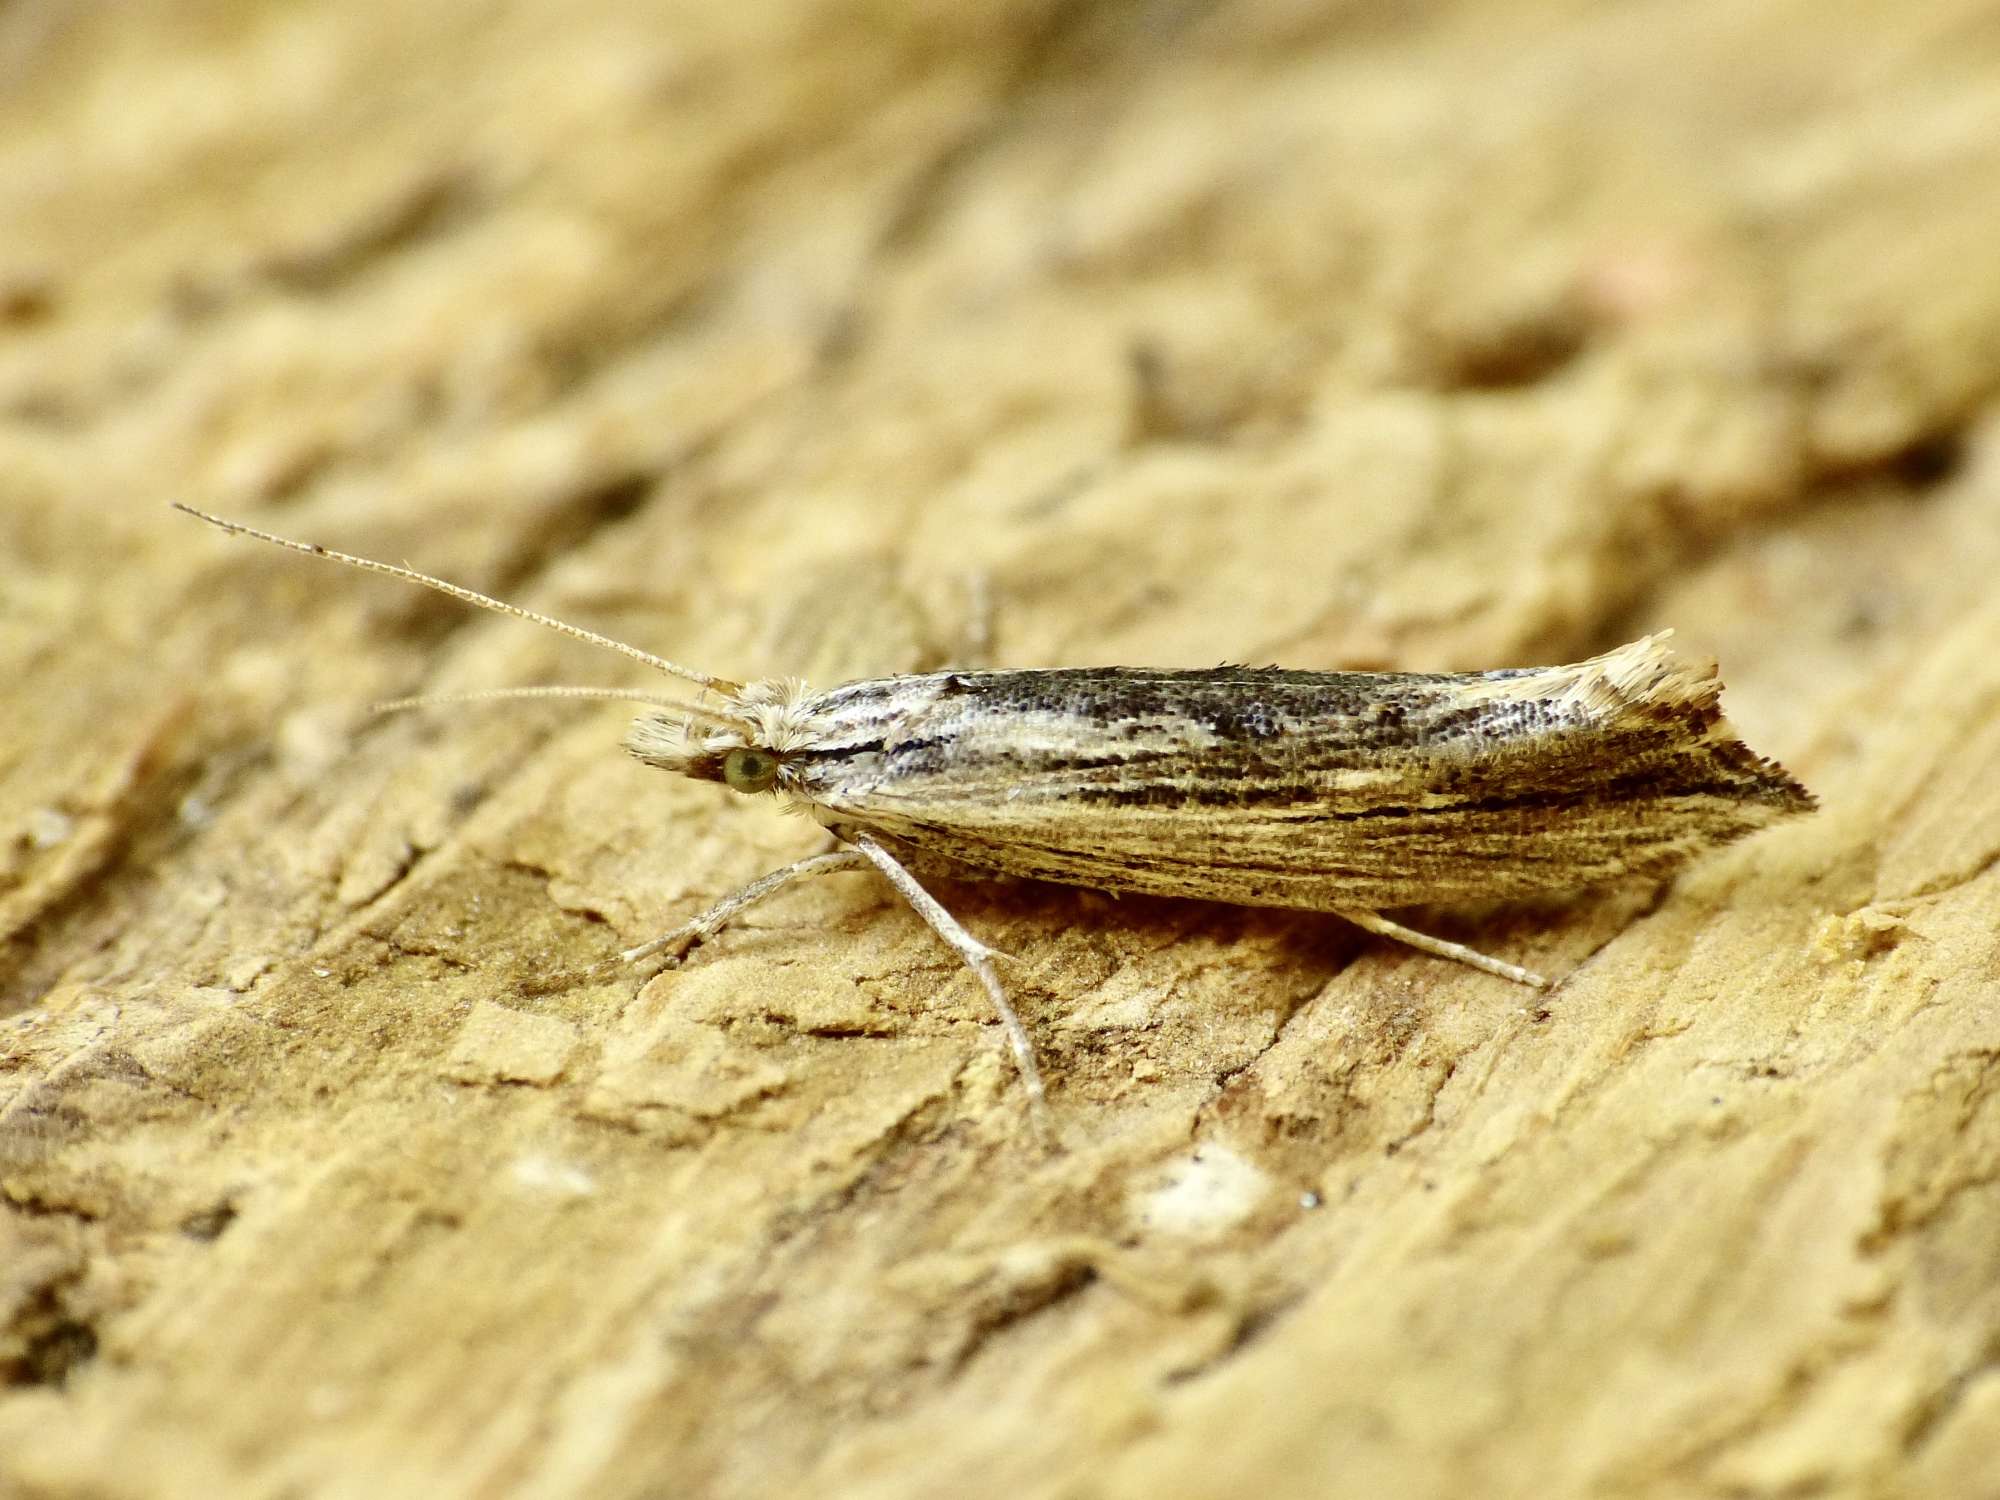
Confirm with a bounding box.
[4,3,2000,1496]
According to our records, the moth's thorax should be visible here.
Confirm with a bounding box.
[783,673,969,791]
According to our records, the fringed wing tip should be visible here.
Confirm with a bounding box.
[1585,631,1723,715]
[1588,633,1816,821]
[1764,760,1818,817]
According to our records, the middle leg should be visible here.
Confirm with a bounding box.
[849,836,1049,1127]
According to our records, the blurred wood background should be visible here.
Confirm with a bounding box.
[4,2,1999,1496]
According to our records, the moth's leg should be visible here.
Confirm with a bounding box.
[849,835,1049,1123]
[613,850,872,971]
[1335,908,1551,990]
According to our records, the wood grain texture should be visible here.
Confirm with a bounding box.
[4,3,2000,1498]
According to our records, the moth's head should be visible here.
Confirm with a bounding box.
[623,676,819,799]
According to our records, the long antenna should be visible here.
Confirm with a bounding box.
[370,684,747,730]
[172,503,741,694]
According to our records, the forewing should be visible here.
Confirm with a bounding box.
[793,650,1809,909]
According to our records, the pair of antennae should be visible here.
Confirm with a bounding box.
[170,503,750,732]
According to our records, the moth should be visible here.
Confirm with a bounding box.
[175,504,1814,1122]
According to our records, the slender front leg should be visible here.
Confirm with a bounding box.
[614,850,872,970]
[849,836,1049,1126]
[1335,908,1550,990]
[591,838,1050,1130]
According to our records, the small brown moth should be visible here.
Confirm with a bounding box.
[175,504,1813,1120]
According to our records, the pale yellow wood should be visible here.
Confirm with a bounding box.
[5,4,2000,1498]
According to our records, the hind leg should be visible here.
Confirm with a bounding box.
[1336,908,1550,989]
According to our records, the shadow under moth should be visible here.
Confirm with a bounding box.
[174,504,1814,1129]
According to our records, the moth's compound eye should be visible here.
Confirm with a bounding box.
[722,747,780,794]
